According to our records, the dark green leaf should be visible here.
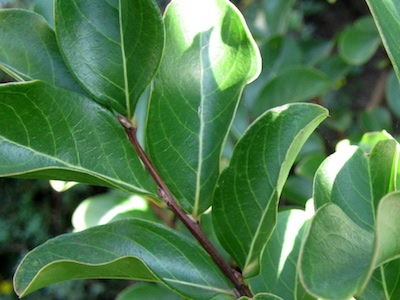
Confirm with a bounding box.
[360,106,392,132]
[14,219,234,299]
[0,81,156,197]
[282,176,313,206]
[147,0,261,216]
[0,10,84,94]
[55,0,164,116]
[213,103,328,278]
[261,0,296,36]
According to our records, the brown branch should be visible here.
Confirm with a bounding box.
[117,115,252,298]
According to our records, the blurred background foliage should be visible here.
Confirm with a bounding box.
[1,0,400,299]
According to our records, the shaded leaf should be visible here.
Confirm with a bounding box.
[147,0,261,216]
[360,106,392,133]
[386,70,400,118]
[338,16,380,65]
[0,81,156,197]
[0,10,84,94]
[213,103,328,278]
[261,0,296,36]
[365,0,400,79]
[14,219,234,299]
[254,68,330,116]
[55,0,164,117]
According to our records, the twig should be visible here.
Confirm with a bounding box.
[117,115,253,298]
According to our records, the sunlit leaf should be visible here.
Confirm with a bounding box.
[147,0,261,216]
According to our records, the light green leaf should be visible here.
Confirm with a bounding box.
[251,208,316,300]
[313,146,374,232]
[213,103,328,278]
[147,0,261,216]
[374,192,400,266]
[0,81,156,197]
[365,0,400,80]
[299,203,375,299]
[72,190,159,231]
[14,219,234,299]
[240,293,284,300]
[338,16,380,65]
[254,67,330,116]
[55,0,164,117]
[0,10,84,94]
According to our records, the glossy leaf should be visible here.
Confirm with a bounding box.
[300,137,400,299]
[14,219,234,299]
[366,0,400,79]
[0,81,156,197]
[254,67,330,117]
[147,0,261,216]
[250,208,315,300]
[55,0,164,117]
[213,103,328,278]
[338,16,380,65]
[0,10,83,94]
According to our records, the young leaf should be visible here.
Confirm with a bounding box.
[366,0,400,80]
[0,81,156,197]
[212,103,328,278]
[0,10,84,94]
[14,219,235,299]
[55,0,164,117]
[147,0,261,216]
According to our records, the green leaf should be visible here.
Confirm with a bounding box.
[313,145,375,232]
[254,67,330,116]
[374,192,400,266]
[360,106,393,133]
[240,293,284,300]
[338,16,380,65]
[300,138,400,299]
[386,70,400,118]
[213,103,328,278]
[0,81,156,197]
[365,0,400,80]
[299,203,375,299]
[282,176,313,206]
[14,219,234,299]
[0,10,84,94]
[261,0,296,36]
[72,190,159,231]
[116,283,182,300]
[147,0,261,216]
[250,208,315,300]
[55,0,164,117]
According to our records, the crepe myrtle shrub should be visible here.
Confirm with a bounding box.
[1,0,400,299]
